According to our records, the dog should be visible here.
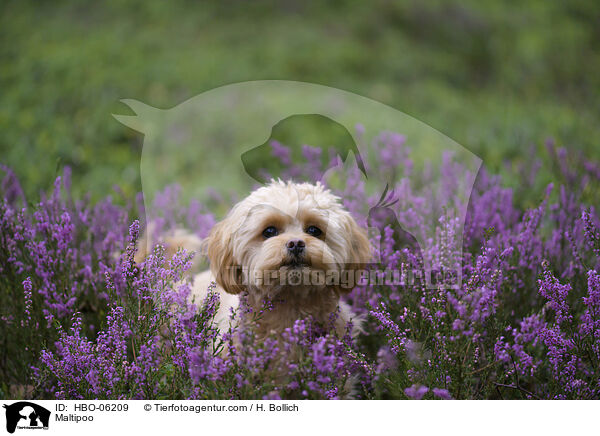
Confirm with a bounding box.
[191,180,371,339]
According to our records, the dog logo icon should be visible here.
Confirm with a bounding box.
[114,80,481,289]
[3,402,50,434]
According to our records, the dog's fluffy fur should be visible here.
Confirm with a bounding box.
[191,180,371,339]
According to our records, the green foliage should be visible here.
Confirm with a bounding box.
[1,0,599,201]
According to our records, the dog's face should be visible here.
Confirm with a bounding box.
[205,181,371,298]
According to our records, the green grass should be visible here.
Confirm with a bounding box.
[1,0,599,201]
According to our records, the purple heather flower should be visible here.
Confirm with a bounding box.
[432,388,452,400]
[404,384,429,400]
[3,128,600,400]
[270,140,292,166]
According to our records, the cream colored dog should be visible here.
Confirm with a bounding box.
[191,180,371,339]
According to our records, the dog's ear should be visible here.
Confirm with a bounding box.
[333,213,372,295]
[203,218,245,294]
[346,215,372,267]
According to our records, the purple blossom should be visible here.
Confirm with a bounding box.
[404,384,429,399]
[432,388,452,400]
[3,130,600,400]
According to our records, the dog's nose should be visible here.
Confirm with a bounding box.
[286,239,305,256]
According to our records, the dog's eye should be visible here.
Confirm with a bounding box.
[262,226,278,238]
[305,225,322,237]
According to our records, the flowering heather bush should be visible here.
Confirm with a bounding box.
[1,133,599,400]
[0,166,132,393]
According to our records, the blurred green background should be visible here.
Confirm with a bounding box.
[1,0,599,202]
